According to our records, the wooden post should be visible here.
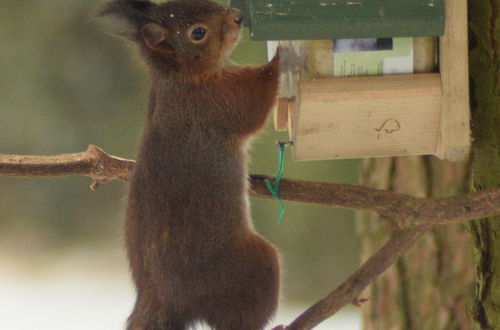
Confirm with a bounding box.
[436,0,470,160]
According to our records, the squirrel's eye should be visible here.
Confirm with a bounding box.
[191,27,207,41]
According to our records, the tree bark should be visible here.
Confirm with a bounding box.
[358,157,473,329]
[357,0,499,328]
[469,0,500,328]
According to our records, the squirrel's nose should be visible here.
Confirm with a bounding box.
[234,15,244,25]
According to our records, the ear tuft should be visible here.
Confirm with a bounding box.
[99,0,157,41]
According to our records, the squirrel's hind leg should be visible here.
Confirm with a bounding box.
[203,232,280,330]
[201,288,278,330]
[127,292,188,330]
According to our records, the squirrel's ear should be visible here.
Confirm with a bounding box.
[99,0,158,41]
[140,23,173,52]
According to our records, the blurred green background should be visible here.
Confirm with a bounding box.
[0,0,360,320]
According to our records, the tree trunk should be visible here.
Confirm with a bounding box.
[468,0,500,328]
[357,157,473,329]
[356,0,499,328]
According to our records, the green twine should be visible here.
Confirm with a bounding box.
[264,141,291,226]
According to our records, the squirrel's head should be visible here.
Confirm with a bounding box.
[100,0,243,75]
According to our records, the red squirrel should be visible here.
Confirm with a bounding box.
[99,0,281,329]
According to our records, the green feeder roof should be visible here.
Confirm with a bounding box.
[230,0,445,40]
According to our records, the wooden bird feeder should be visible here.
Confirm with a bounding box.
[232,0,470,161]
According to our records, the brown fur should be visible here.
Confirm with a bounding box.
[100,1,280,329]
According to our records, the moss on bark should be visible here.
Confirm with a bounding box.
[468,0,500,328]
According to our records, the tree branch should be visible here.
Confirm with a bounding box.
[284,225,431,329]
[2,146,498,227]
[250,176,500,229]
[0,145,135,190]
[1,146,499,329]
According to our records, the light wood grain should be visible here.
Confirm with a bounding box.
[271,0,469,161]
[436,0,470,160]
[287,97,296,141]
[413,37,437,73]
[293,74,442,161]
[273,97,293,131]
[305,40,334,77]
